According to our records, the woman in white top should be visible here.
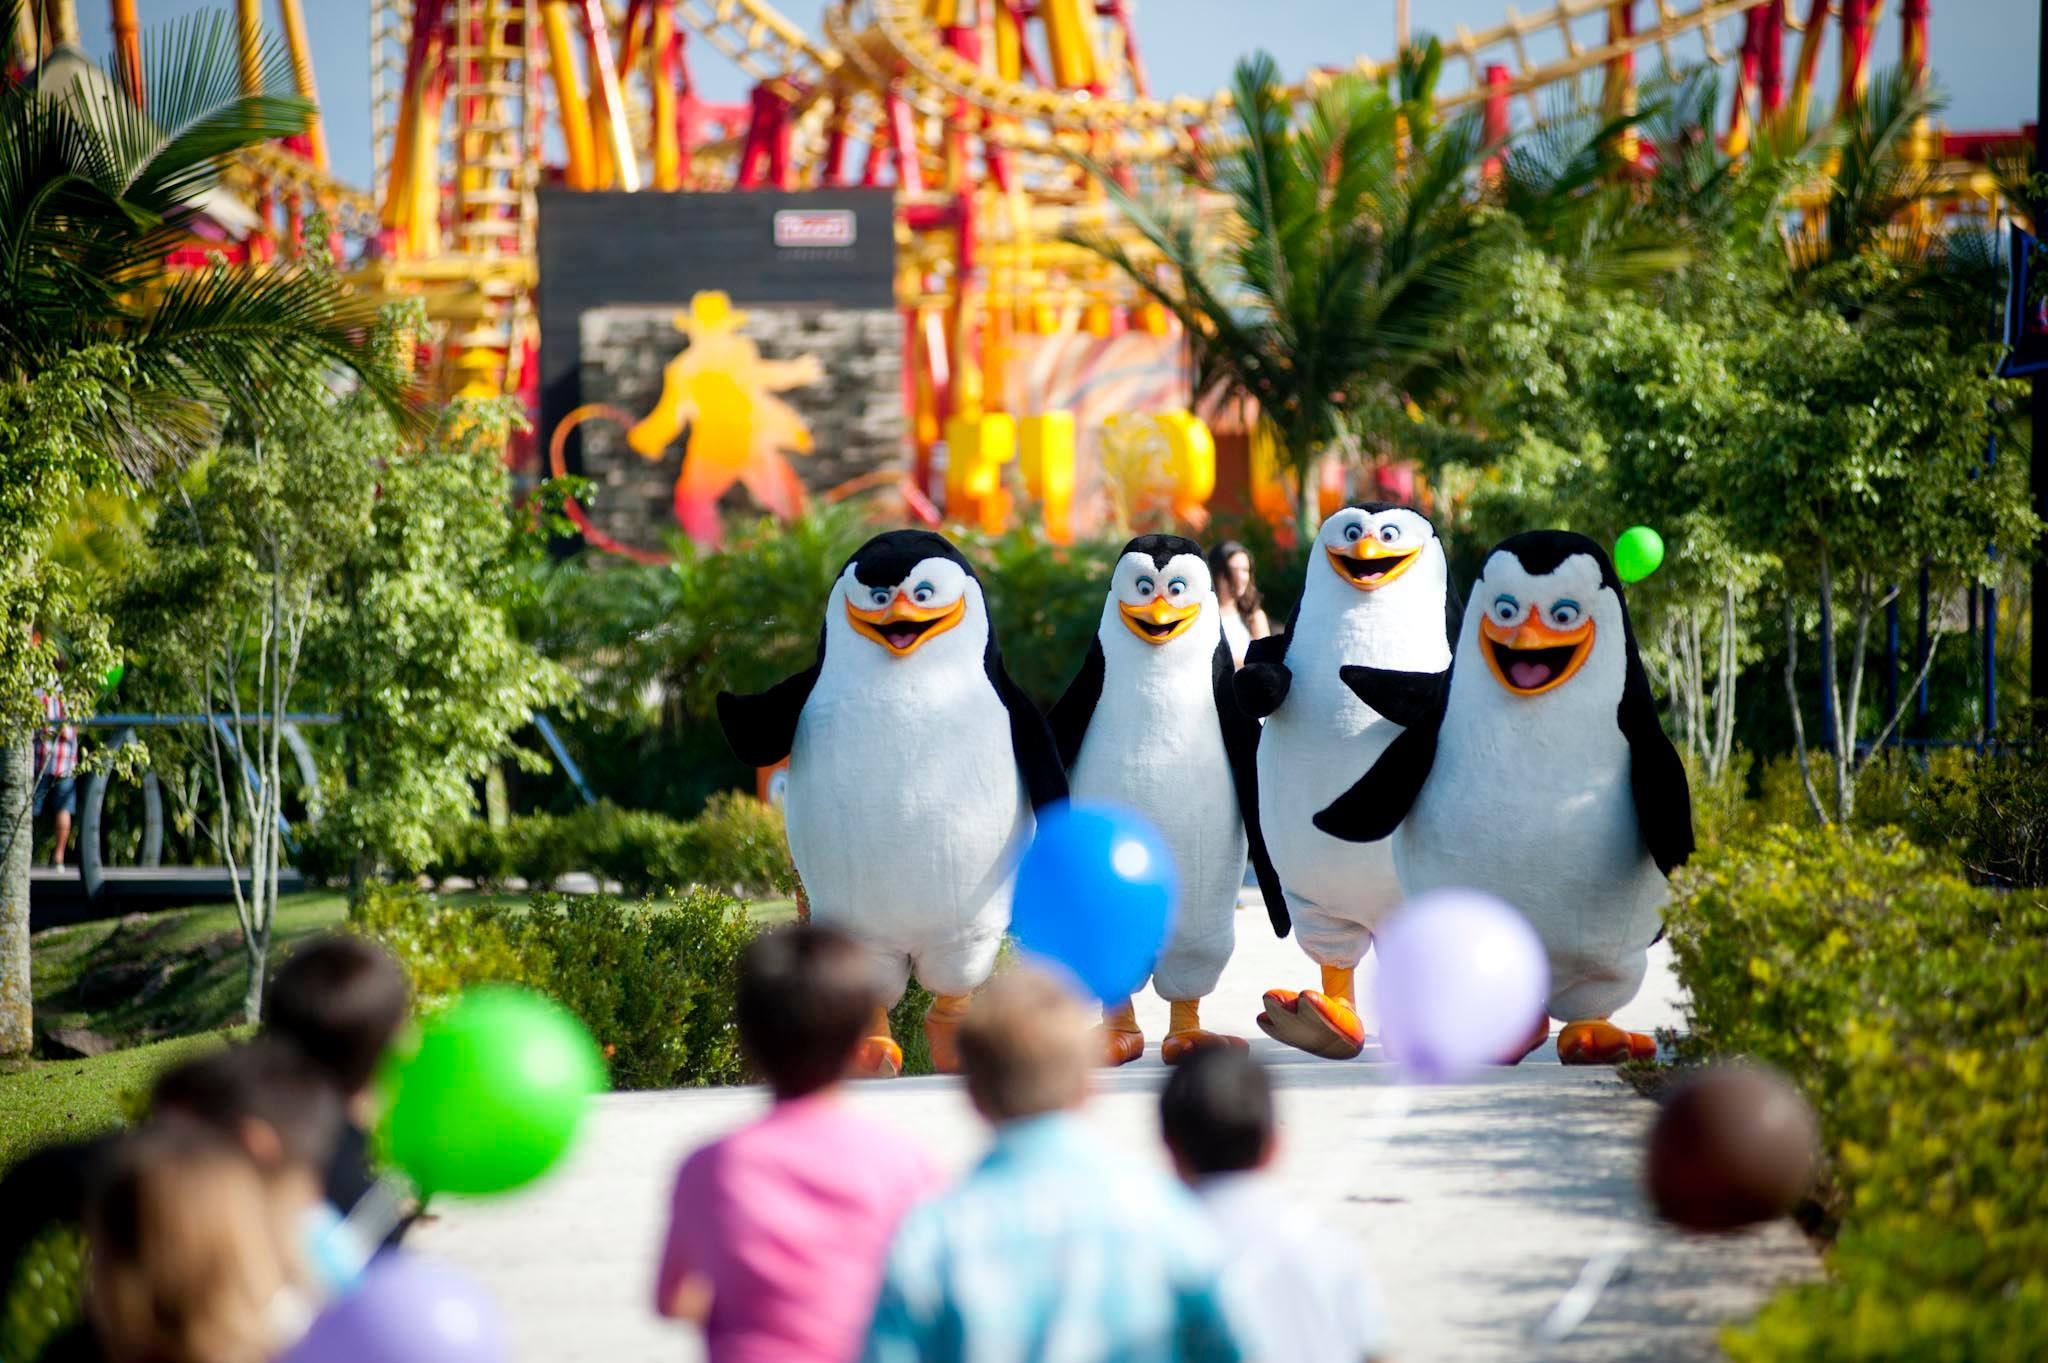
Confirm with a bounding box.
[1206,540,1272,668]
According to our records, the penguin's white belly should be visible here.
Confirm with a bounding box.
[1257,671,1405,925]
[1069,696,1246,967]
[1393,733,1666,1009]
[785,676,1028,946]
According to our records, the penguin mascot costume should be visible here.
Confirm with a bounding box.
[1313,530,1695,1064]
[716,529,1066,1077]
[1233,504,1458,1060]
[1047,535,1285,1066]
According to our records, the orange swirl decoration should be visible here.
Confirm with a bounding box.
[547,403,671,564]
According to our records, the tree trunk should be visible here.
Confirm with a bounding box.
[1,741,33,1057]
[242,924,269,1026]
[1297,462,1322,541]
[1783,598,1829,827]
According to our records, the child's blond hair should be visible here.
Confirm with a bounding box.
[88,1122,291,1363]
[955,966,1094,1121]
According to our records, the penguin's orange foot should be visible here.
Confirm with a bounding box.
[848,1036,903,1079]
[1557,1020,1657,1065]
[1161,1030,1249,1066]
[1100,1027,1147,1067]
[1256,988,1366,1060]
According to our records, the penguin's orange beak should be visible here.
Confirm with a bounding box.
[1326,540,1419,591]
[846,591,966,656]
[1480,614,1595,696]
[1119,597,1200,645]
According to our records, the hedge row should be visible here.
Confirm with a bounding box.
[350,884,759,1089]
[1664,824,2048,1361]
[421,792,790,897]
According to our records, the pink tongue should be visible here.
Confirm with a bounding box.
[886,629,919,649]
[1509,661,1553,689]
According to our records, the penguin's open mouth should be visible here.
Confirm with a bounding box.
[1119,598,1201,645]
[846,593,967,656]
[1326,544,1420,591]
[1479,616,1596,695]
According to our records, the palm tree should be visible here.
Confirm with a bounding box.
[0,7,415,1057]
[1069,45,1501,533]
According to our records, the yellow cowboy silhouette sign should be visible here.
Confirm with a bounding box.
[624,291,825,547]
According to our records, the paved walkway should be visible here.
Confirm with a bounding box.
[410,900,1818,1362]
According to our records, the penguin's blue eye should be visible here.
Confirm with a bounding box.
[1549,600,1582,628]
[1135,576,1155,598]
[912,581,936,606]
[868,588,891,609]
[1491,594,1521,624]
[1166,578,1188,599]
[1342,523,1364,543]
[1378,523,1401,544]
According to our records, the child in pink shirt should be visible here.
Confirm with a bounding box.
[655,925,941,1363]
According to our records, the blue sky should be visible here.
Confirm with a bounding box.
[72,0,2038,193]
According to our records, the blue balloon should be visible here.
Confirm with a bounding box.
[1010,801,1179,1004]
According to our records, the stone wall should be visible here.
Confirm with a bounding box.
[575,304,903,553]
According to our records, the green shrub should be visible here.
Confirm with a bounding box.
[672,792,792,896]
[0,1224,85,1363]
[1665,825,2048,1361]
[1911,751,2048,888]
[351,883,759,1088]
[413,799,790,897]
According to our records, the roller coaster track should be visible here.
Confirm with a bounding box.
[846,0,1794,158]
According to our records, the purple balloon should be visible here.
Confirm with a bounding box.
[283,1255,506,1363]
[1373,889,1550,1081]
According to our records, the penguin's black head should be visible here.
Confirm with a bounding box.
[838,530,978,658]
[1472,531,1624,697]
[1110,537,1211,646]
[1316,503,1439,592]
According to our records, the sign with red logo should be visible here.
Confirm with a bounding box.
[773,209,857,249]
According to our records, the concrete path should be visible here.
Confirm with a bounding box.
[410,900,1818,1362]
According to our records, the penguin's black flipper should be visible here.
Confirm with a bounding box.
[1214,638,1289,937]
[1232,634,1292,718]
[1444,578,1467,652]
[1046,637,1105,771]
[986,637,1069,811]
[1313,720,1439,844]
[1620,683,1695,875]
[715,664,820,769]
[1337,665,1450,730]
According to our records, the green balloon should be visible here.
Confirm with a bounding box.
[102,662,124,691]
[376,986,605,1197]
[1614,526,1665,584]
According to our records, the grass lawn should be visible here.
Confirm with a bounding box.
[4,888,801,1173]
[0,1031,243,1174]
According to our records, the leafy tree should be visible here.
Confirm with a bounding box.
[1723,311,2034,824]
[115,390,372,1023]
[1070,45,1502,533]
[309,396,573,892]
[115,369,566,1015]
[0,355,121,1053]
[0,9,411,1054]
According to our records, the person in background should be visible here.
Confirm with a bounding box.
[263,934,412,1232]
[150,1041,366,1301]
[1206,542,1271,669]
[1160,1048,1390,1363]
[85,1122,301,1363]
[655,924,941,1363]
[860,967,1249,1363]
[32,661,79,869]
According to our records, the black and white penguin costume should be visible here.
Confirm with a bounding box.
[716,530,1065,1076]
[1314,530,1694,1065]
[1047,535,1284,1065]
[1233,504,1458,1059]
